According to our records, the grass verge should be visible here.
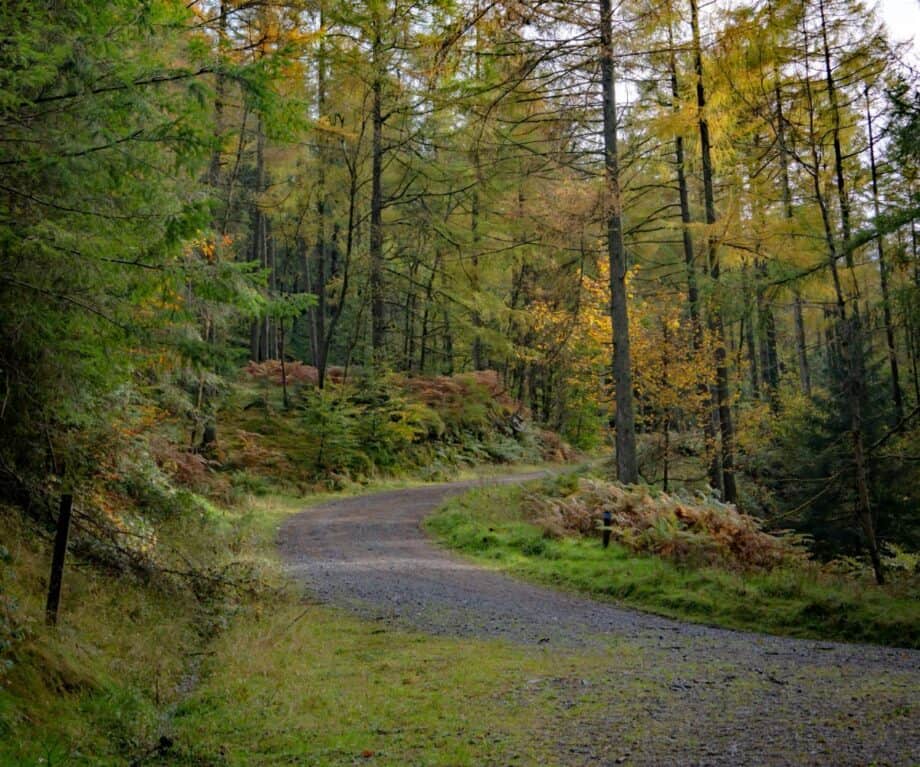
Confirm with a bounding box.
[424,483,920,648]
[0,466,576,767]
[158,480,614,766]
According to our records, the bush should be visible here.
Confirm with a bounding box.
[523,478,807,571]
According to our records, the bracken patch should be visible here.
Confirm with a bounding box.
[523,478,806,571]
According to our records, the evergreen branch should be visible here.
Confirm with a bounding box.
[30,68,214,105]
[0,276,129,331]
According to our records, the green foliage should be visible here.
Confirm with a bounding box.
[427,484,920,647]
[219,371,551,488]
[0,0,212,495]
[297,387,370,478]
[888,78,920,171]
[740,370,920,560]
[262,292,318,321]
[0,510,199,765]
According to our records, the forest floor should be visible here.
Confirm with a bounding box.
[268,475,920,767]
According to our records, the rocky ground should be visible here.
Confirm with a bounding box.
[279,476,919,766]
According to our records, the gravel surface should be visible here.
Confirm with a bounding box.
[279,475,920,766]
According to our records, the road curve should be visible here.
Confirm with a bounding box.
[278,475,919,766]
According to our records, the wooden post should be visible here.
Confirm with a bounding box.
[279,315,289,410]
[45,493,73,626]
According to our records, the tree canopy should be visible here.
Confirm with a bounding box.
[1,0,919,581]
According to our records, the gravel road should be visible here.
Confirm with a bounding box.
[278,475,919,767]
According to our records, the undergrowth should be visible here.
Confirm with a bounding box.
[425,481,920,648]
[0,360,574,765]
[218,367,573,491]
[0,491,292,766]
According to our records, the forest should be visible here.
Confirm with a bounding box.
[1,0,919,764]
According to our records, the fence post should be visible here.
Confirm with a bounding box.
[45,493,74,626]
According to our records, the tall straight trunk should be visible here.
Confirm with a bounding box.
[470,10,484,370]
[369,19,386,359]
[221,105,249,236]
[773,64,812,396]
[250,115,269,361]
[599,0,638,484]
[818,0,852,261]
[418,253,440,373]
[910,317,920,407]
[442,309,454,375]
[301,235,320,363]
[470,170,484,369]
[319,155,360,388]
[661,319,672,491]
[691,0,737,504]
[750,134,778,408]
[266,218,276,357]
[794,294,812,396]
[743,269,761,398]
[757,260,780,405]
[403,258,418,370]
[208,2,227,190]
[311,12,329,376]
[866,86,904,423]
[911,224,920,405]
[668,11,721,492]
[908,224,920,403]
[802,20,884,583]
[914,221,919,288]
[279,316,289,409]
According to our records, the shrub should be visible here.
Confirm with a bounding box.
[523,478,807,571]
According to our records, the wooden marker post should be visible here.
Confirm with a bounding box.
[45,493,74,626]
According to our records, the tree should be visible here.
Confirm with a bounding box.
[599,0,639,484]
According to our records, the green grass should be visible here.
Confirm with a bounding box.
[424,484,920,648]
[0,511,205,766]
[114,479,621,767]
[156,480,668,766]
[3,474,917,766]
[0,467,557,767]
[165,600,591,765]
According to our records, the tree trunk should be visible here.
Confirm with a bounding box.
[311,16,329,375]
[757,261,779,407]
[301,235,320,365]
[319,158,360,388]
[418,253,439,373]
[599,0,638,484]
[668,11,721,492]
[801,24,883,583]
[866,86,904,423]
[442,309,454,375]
[691,0,737,504]
[370,17,386,360]
[773,65,812,398]
[207,2,227,190]
[794,293,812,397]
[744,273,761,398]
[818,0,852,260]
[250,114,269,362]
[470,14,484,370]
[45,493,74,627]
[279,316,289,409]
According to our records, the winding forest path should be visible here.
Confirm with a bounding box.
[278,475,919,766]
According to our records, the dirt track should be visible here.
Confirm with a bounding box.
[279,475,919,766]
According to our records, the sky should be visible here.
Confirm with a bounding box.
[878,0,920,63]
